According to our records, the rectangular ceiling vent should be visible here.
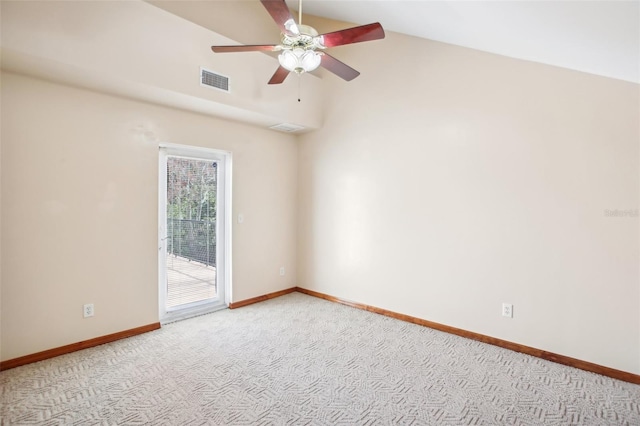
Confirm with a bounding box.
[200,67,229,92]
[270,123,305,133]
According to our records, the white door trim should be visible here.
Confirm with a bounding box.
[158,143,232,323]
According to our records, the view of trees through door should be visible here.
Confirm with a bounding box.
[165,156,218,309]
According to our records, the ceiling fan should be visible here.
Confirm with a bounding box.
[211,0,385,85]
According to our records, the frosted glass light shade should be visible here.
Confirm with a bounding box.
[300,50,321,71]
[278,48,321,74]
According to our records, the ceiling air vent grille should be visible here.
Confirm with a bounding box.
[270,123,305,133]
[200,68,229,92]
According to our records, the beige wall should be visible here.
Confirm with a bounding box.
[297,33,640,374]
[0,72,298,361]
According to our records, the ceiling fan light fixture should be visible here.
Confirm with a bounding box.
[300,49,322,71]
[278,48,321,74]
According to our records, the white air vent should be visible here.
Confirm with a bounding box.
[200,68,229,92]
[270,123,305,133]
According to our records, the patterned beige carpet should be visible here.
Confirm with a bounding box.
[1,293,639,425]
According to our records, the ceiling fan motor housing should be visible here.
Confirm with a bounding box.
[282,25,324,50]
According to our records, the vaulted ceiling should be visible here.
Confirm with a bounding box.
[3,1,637,135]
[153,0,640,84]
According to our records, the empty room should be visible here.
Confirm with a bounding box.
[1,0,639,424]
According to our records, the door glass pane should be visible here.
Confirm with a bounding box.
[166,157,217,309]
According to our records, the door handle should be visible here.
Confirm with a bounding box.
[159,236,169,251]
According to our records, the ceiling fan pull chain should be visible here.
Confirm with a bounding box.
[298,74,301,102]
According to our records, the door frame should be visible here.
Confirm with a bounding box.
[158,143,232,323]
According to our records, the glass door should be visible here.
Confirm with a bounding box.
[159,145,229,322]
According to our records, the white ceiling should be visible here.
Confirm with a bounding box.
[285,0,640,83]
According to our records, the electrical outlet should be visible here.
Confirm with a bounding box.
[279,267,285,276]
[83,303,94,318]
[502,303,513,318]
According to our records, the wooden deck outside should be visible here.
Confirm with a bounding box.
[166,256,217,308]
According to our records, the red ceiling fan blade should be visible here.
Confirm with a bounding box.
[211,45,278,53]
[260,0,299,35]
[319,22,385,48]
[320,54,360,81]
[268,66,291,85]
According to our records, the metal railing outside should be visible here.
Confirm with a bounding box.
[166,218,216,267]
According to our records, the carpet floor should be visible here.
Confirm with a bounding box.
[1,292,639,425]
